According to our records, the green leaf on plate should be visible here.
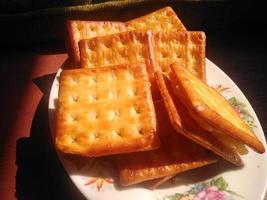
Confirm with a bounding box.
[210,177,228,191]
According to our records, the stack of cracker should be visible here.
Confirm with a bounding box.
[56,6,265,189]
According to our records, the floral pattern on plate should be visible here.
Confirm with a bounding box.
[163,177,242,200]
[215,84,256,129]
[65,156,115,191]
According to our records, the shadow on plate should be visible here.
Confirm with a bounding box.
[15,73,87,200]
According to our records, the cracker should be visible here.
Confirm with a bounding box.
[79,30,158,96]
[55,64,159,157]
[169,63,265,154]
[126,6,186,32]
[155,70,243,166]
[66,20,126,64]
[116,101,216,186]
[79,31,153,73]
[152,31,206,81]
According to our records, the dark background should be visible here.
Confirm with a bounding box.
[0,1,266,200]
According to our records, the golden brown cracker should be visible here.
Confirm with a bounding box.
[79,31,153,72]
[66,20,126,65]
[126,6,186,32]
[155,70,243,166]
[152,31,206,81]
[169,63,265,154]
[55,64,159,157]
[79,30,160,97]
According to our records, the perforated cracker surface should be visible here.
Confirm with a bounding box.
[79,30,157,89]
[55,64,159,157]
[126,6,186,32]
[67,20,126,64]
[79,31,152,68]
[153,32,206,81]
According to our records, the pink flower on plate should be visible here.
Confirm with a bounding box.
[233,106,243,116]
[194,186,226,200]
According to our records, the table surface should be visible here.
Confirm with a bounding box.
[0,17,267,200]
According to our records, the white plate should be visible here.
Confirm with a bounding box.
[49,59,267,200]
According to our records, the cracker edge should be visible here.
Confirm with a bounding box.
[125,6,187,31]
[154,70,243,166]
[170,63,265,154]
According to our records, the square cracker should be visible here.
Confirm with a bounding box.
[79,31,153,75]
[79,30,159,96]
[154,70,243,166]
[116,101,217,186]
[55,63,159,157]
[152,31,206,81]
[126,6,186,32]
[66,20,126,65]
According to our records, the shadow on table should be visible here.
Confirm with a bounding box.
[15,73,86,200]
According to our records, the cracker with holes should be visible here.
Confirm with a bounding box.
[126,6,186,32]
[168,63,265,154]
[152,32,206,81]
[55,63,159,157]
[66,20,126,65]
[155,69,244,166]
[79,30,158,95]
[79,31,154,76]
[116,101,217,186]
